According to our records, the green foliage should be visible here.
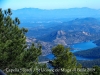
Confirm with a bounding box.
[0,8,44,75]
[49,44,81,75]
[88,66,100,75]
[0,8,27,69]
[52,44,79,68]
[93,66,100,75]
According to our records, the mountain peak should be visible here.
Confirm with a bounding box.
[57,30,66,36]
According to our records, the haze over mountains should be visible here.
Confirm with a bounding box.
[12,7,100,22]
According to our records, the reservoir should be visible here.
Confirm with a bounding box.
[46,41,97,60]
[70,41,97,53]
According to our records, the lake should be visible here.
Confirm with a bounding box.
[70,41,97,53]
[46,41,97,60]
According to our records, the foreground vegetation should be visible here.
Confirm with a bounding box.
[0,8,100,75]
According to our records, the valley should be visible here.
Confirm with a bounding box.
[26,18,100,57]
[12,8,100,67]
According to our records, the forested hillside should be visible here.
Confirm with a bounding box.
[74,47,100,59]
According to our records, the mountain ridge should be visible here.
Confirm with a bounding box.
[12,7,100,21]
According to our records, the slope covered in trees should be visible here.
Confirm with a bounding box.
[78,59,100,68]
[74,47,100,59]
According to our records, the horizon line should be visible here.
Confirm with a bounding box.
[1,7,100,10]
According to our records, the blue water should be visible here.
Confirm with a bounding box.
[46,54,55,60]
[71,41,97,53]
[46,41,97,60]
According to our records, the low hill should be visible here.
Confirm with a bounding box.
[74,47,100,59]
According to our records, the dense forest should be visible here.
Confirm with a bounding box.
[74,47,100,59]
[78,59,100,68]
[0,8,100,75]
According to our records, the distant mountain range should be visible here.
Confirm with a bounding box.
[12,7,100,22]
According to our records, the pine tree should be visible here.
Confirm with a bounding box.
[0,8,42,75]
[89,66,100,75]
[49,44,81,75]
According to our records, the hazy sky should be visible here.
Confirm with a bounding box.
[0,0,100,10]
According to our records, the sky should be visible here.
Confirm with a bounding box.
[0,0,100,10]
